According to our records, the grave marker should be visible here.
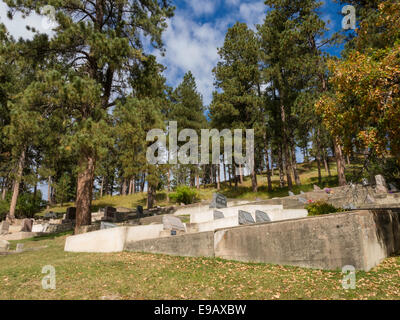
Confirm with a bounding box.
[289,191,295,196]
[255,210,271,223]
[20,219,33,232]
[238,210,255,225]
[209,193,227,209]
[389,183,399,192]
[137,206,144,218]
[0,221,10,235]
[213,210,225,220]
[375,175,388,193]
[313,185,322,191]
[162,215,186,232]
[66,207,77,220]
[100,222,117,230]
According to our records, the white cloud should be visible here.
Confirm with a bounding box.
[0,1,55,40]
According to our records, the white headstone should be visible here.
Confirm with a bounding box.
[100,222,117,230]
[375,175,388,193]
[16,243,24,253]
[0,239,10,252]
[0,221,10,235]
[163,215,186,232]
[289,191,295,196]
[313,185,322,191]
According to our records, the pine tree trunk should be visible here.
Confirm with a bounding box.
[291,140,301,185]
[228,164,232,187]
[278,145,285,188]
[280,104,293,190]
[196,172,200,190]
[132,177,136,194]
[217,163,221,191]
[122,179,128,196]
[167,169,171,192]
[8,149,26,221]
[75,155,95,232]
[100,177,104,198]
[347,154,351,166]
[316,128,322,185]
[265,148,272,192]
[334,138,347,186]
[1,185,6,201]
[239,164,243,184]
[147,184,155,209]
[47,176,52,208]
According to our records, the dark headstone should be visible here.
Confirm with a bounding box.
[171,230,177,236]
[20,219,33,232]
[238,210,255,225]
[136,206,144,218]
[255,210,271,223]
[209,193,227,209]
[213,210,225,220]
[66,207,76,220]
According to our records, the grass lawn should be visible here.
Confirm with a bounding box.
[1,234,399,300]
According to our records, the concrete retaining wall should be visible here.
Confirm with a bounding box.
[126,209,400,271]
[125,231,215,258]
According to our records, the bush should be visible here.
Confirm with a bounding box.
[0,200,9,221]
[306,201,344,217]
[169,186,198,205]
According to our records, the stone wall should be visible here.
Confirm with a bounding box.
[126,209,400,271]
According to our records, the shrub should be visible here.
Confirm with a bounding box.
[306,201,344,217]
[0,200,9,221]
[169,186,198,205]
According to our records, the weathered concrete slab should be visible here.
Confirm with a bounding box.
[214,209,400,271]
[0,232,40,241]
[125,231,215,258]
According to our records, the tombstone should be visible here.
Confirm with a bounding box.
[313,185,322,191]
[104,207,117,220]
[343,203,356,210]
[213,210,225,220]
[136,206,144,218]
[0,221,10,235]
[255,210,271,223]
[20,219,33,232]
[298,197,308,204]
[300,191,305,195]
[66,207,77,220]
[366,195,375,204]
[32,223,49,233]
[44,212,59,219]
[162,215,185,232]
[209,193,227,209]
[16,243,24,253]
[362,178,370,187]
[238,210,255,225]
[375,175,388,193]
[0,239,10,252]
[389,183,399,192]
[100,222,117,230]
[289,191,295,197]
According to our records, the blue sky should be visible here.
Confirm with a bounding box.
[1,0,347,105]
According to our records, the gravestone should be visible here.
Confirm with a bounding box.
[389,183,399,192]
[375,175,388,193]
[289,191,295,197]
[213,210,225,220]
[298,197,307,204]
[300,191,305,195]
[313,185,322,191]
[255,210,271,223]
[209,193,227,209]
[66,207,77,220]
[44,212,59,219]
[100,222,117,230]
[162,215,185,232]
[366,195,375,204]
[20,219,33,232]
[32,223,49,233]
[0,221,10,235]
[343,203,356,210]
[362,178,370,187]
[136,206,144,218]
[0,239,10,252]
[16,243,24,253]
[238,210,255,225]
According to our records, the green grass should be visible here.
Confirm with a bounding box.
[0,234,399,300]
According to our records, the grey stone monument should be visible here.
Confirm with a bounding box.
[255,210,271,223]
[162,215,185,232]
[313,185,322,191]
[100,222,117,230]
[213,210,225,220]
[375,175,388,193]
[136,206,144,218]
[389,183,399,192]
[20,219,33,232]
[16,243,24,253]
[238,210,255,225]
[0,221,10,235]
[209,193,227,209]
[0,239,10,252]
